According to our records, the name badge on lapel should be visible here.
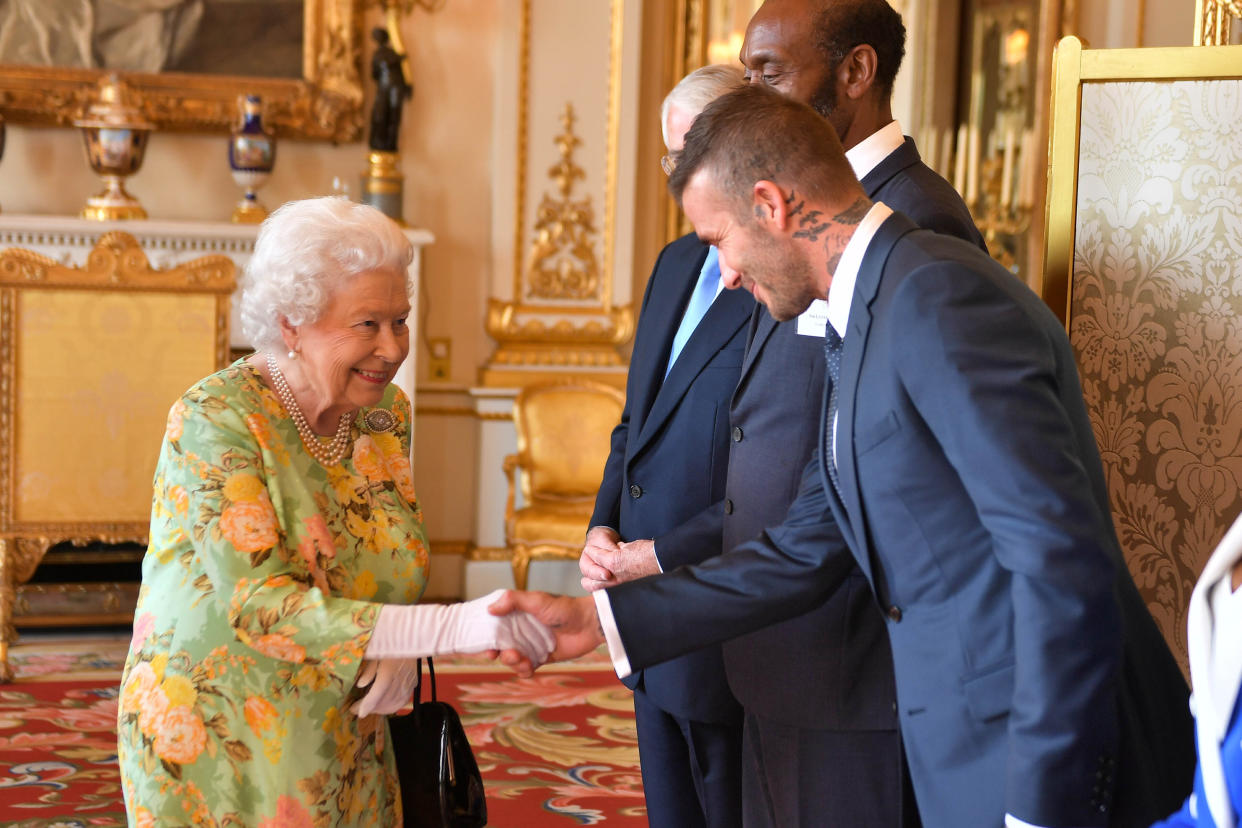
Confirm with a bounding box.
[797,299,829,337]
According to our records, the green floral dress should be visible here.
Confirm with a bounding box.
[117,360,429,827]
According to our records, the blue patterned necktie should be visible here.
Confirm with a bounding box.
[824,325,844,495]
[665,247,721,379]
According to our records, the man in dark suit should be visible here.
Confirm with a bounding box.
[582,65,753,828]
[580,1,981,824]
[494,85,1196,828]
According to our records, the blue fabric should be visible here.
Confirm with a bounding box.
[666,246,720,378]
[1153,697,1242,827]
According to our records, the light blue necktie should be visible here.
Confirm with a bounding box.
[665,247,721,379]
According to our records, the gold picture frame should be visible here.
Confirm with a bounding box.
[0,0,364,142]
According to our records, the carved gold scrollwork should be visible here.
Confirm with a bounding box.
[526,103,602,301]
[1195,0,1242,45]
[0,233,235,292]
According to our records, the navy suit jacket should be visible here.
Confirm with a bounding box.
[662,136,985,730]
[589,232,754,722]
[605,213,1195,827]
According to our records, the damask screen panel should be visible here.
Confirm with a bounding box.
[14,290,218,524]
[1042,37,1242,677]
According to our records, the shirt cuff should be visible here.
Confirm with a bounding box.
[593,589,633,679]
[652,540,664,574]
[1005,814,1061,828]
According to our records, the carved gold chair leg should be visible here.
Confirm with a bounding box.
[511,547,532,592]
[0,539,15,683]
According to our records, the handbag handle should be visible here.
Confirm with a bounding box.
[413,656,438,704]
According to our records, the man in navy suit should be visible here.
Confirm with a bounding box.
[581,1,980,824]
[494,85,1195,828]
[581,65,753,828]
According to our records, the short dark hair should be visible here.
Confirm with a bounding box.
[667,84,861,213]
[816,0,906,96]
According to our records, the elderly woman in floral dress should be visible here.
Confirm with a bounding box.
[117,198,552,826]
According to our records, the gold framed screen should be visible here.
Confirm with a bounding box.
[0,232,235,541]
[1041,35,1242,674]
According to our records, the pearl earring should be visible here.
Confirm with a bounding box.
[287,350,298,360]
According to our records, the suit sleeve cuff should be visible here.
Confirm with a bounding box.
[593,589,633,679]
[652,540,664,573]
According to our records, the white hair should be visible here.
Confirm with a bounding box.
[240,197,413,354]
[660,63,746,147]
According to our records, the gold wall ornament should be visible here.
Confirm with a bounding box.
[1195,0,1242,45]
[482,0,631,389]
[480,298,634,388]
[74,74,154,221]
[525,103,602,301]
[0,0,364,142]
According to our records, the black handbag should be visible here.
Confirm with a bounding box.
[388,657,488,828]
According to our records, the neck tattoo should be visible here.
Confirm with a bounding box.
[265,354,354,466]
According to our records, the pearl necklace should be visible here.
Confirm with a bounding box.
[265,354,354,466]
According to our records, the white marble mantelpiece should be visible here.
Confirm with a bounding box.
[0,214,433,427]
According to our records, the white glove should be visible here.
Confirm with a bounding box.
[351,658,420,717]
[365,589,556,666]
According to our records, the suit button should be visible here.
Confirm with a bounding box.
[886,605,902,622]
[732,426,743,442]
[629,484,642,498]
[724,499,734,514]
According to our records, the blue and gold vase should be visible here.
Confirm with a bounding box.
[229,95,276,223]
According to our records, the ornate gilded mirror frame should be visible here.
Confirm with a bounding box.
[0,0,364,142]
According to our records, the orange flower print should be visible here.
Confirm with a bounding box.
[122,661,157,714]
[246,413,275,451]
[165,399,187,443]
[153,705,208,765]
[350,570,378,600]
[244,695,278,737]
[387,454,417,503]
[302,514,337,560]
[137,683,170,737]
[170,484,190,516]
[133,806,156,828]
[257,794,315,828]
[253,634,307,664]
[219,500,278,554]
[352,435,388,481]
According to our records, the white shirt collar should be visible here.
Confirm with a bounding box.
[845,120,905,181]
[825,202,895,338]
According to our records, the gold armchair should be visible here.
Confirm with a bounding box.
[0,232,235,680]
[1040,36,1242,678]
[503,380,625,590]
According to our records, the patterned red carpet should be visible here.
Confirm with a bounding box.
[0,635,644,827]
